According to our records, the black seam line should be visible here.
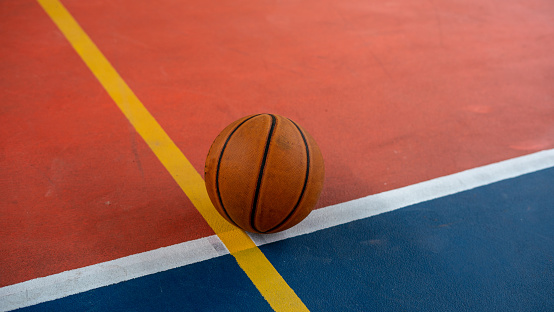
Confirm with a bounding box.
[262,118,310,233]
[250,114,277,233]
[216,114,261,228]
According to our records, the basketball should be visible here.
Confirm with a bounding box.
[204,114,325,234]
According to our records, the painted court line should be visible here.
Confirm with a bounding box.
[1,149,553,311]
[35,1,309,311]
[249,148,554,246]
[0,236,228,312]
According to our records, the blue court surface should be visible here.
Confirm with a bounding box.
[16,166,553,311]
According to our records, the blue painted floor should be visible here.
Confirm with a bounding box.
[262,167,554,311]
[19,167,554,311]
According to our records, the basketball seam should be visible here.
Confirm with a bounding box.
[215,114,261,228]
[262,118,311,233]
[250,114,277,233]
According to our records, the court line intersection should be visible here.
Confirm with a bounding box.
[34,0,308,311]
[1,148,552,311]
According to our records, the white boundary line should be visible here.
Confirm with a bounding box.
[249,149,554,246]
[1,149,553,311]
[0,236,229,312]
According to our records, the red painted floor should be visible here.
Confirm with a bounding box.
[1,0,553,288]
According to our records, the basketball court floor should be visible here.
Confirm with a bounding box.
[1,0,553,311]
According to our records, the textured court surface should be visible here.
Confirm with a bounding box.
[1,0,553,311]
[13,167,554,311]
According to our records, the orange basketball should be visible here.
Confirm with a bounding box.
[204,114,325,234]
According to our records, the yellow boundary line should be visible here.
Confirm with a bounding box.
[37,0,310,311]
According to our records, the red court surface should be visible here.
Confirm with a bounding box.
[1,0,553,310]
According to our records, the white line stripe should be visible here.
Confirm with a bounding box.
[0,236,229,312]
[1,149,553,311]
[249,149,554,245]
